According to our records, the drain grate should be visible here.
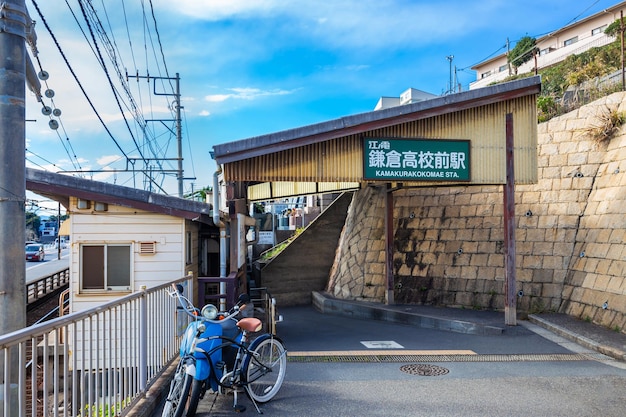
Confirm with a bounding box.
[400,364,449,376]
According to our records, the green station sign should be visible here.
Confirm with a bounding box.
[363,138,471,181]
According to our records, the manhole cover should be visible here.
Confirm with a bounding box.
[399,364,449,376]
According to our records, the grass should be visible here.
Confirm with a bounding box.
[259,228,303,261]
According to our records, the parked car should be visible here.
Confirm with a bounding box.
[25,244,45,262]
[54,237,67,249]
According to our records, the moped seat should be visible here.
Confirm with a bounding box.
[237,317,262,332]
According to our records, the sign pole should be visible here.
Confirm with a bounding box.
[385,184,394,305]
[504,113,517,325]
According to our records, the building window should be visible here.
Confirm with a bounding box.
[81,244,131,292]
[498,64,508,73]
[481,70,491,79]
[563,36,578,47]
[592,25,606,36]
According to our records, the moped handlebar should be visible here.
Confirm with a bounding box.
[169,283,243,323]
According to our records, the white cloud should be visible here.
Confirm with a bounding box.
[97,155,124,167]
[153,0,282,20]
[204,87,293,103]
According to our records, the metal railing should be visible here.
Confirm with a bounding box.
[197,272,239,309]
[0,276,193,417]
[27,268,70,308]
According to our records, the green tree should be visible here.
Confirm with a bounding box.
[508,36,538,74]
[25,211,41,241]
[604,19,624,38]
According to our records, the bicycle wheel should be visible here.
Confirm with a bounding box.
[162,360,204,417]
[161,361,193,417]
[243,335,287,403]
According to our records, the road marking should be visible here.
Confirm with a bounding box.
[361,341,404,349]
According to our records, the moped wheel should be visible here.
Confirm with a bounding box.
[185,379,204,416]
[162,362,195,417]
[243,335,286,403]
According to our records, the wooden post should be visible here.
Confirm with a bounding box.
[504,113,517,325]
[385,184,394,305]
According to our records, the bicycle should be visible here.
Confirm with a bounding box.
[162,283,287,416]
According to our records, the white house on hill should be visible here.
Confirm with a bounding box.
[471,1,626,89]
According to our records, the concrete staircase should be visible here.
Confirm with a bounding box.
[254,192,353,306]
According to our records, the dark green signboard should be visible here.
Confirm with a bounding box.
[363,138,470,181]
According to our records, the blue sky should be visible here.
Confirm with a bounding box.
[24,0,622,213]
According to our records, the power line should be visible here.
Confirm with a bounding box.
[30,0,132,161]
[77,0,147,162]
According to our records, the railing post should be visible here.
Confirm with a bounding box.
[138,286,148,392]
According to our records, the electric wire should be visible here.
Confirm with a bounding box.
[30,0,131,161]
[54,2,160,177]
[30,0,187,195]
[76,0,147,162]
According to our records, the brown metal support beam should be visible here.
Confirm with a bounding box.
[504,113,517,325]
[385,184,395,305]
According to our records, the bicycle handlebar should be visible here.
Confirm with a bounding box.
[169,283,242,323]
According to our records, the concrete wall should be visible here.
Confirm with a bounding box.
[328,92,626,334]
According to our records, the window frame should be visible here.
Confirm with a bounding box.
[185,231,192,265]
[591,25,606,36]
[80,243,133,293]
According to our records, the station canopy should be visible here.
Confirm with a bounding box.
[212,76,541,201]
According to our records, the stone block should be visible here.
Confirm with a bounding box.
[537,215,559,228]
[607,260,624,278]
[567,152,588,165]
[606,275,625,295]
[522,255,543,269]
[533,242,554,256]
[470,254,489,267]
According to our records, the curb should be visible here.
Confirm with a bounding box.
[312,291,505,336]
[528,314,626,362]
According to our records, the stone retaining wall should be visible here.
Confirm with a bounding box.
[327,92,626,333]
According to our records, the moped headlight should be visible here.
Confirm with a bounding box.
[201,304,218,320]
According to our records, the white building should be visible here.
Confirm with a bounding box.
[470,1,626,89]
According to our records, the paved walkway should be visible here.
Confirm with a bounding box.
[134,292,626,417]
[312,291,626,362]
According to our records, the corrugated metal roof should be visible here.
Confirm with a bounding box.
[25,168,215,224]
[213,76,540,164]
[212,76,541,198]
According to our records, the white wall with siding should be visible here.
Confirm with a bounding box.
[67,196,198,313]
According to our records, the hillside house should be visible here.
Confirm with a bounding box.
[470,1,626,89]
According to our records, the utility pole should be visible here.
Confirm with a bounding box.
[619,11,626,91]
[446,55,454,94]
[127,72,185,197]
[0,0,28,339]
[507,38,511,76]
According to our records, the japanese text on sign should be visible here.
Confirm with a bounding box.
[363,138,470,181]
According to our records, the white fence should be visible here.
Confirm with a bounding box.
[0,277,192,417]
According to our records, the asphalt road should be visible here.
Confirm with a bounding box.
[153,306,626,417]
[25,246,69,283]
